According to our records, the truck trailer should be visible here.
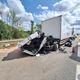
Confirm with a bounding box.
[41,15,72,47]
[42,15,72,40]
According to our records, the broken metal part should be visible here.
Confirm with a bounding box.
[17,32,39,48]
[17,32,66,55]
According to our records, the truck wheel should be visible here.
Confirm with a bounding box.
[52,43,58,51]
[65,41,72,47]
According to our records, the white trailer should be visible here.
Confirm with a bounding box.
[41,15,72,40]
[41,15,73,48]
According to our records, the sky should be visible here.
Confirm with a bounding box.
[0,0,80,31]
[0,0,60,13]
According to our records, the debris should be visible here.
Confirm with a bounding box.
[23,50,35,56]
[17,32,39,48]
[36,54,40,57]
[4,43,10,48]
[17,32,73,56]
[64,39,72,47]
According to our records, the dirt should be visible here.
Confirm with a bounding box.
[0,47,20,53]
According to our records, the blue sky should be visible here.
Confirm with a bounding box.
[0,0,80,22]
[0,0,80,31]
[20,0,60,14]
[0,0,60,15]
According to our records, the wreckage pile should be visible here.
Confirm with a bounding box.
[23,34,57,54]
[17,32,73,55]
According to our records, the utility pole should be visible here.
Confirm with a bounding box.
[72,28,74,35]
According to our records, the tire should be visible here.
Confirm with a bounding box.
[65,41,72,47]
[52,43,58,51]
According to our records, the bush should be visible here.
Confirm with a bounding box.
[0,20,30,40]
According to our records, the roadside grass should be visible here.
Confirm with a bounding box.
[0,39,24,49]
[76,35,80,42]
[0,35,79,49]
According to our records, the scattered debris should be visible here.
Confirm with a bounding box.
[36,54,40,57]
[17,32,73,56]
[4,43,10,48]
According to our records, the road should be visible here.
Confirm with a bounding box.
[0,47,80,80]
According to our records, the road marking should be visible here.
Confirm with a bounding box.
[76,65,80,80]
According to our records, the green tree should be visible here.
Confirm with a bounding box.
[0,20,30,40]
[7,10,21,37]
[0,20,12,40]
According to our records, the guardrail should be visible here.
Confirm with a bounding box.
[0,39,25,48]
[0,39,24,43]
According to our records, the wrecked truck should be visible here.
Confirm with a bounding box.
[17,15,74,55]
[17,32,61,55]
[17,32,72,56]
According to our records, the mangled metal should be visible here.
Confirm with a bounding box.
[17,32,73,55]
[17,32,60,55]
[17,32,39,48]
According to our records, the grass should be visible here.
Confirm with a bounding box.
[0,39,24,49]
[76,35,80,42]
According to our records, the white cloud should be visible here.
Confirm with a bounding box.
[7,0,25,14]
[72,5,80,16]
[0,2,9,21]
[53,0,76,11]
[37,4,48,10]
[0,0,34,31]
[35,0,80,26]
[7,0,34,21]
[22,21,31,31]
[16,12,34,21]
[52,0,80,25]
[7,0,34,31]
[34,11,61,21]
[0,2,9,14]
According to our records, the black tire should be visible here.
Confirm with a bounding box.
[65,41,72,47]
[52,43,58,51]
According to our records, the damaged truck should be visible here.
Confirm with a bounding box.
[17,15,73,55]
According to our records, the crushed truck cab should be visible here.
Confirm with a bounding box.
[17,32,60,55]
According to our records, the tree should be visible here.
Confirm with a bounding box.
[0,9,2,19]
[36,24,42,33]
[7,10,21,36]
[0,20,29,40]
[7,10,21,27]
[0,20,12,40]
[30,20,34,34]
[6,12,11,25]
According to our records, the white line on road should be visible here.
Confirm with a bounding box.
[76,65,80,80]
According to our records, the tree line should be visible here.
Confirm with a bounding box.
[0,20,30,40]
[0,5,41,40]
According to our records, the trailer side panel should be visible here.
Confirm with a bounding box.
[61,16,72,40]
[42,16,61,39]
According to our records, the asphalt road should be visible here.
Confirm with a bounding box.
[0,48,80,80]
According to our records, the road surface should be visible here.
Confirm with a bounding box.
[0,47,80,80]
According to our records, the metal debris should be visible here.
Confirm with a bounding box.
[17,32,73,55]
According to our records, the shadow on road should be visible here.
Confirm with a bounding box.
[2,48,32,61]
[69,53,80,62]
